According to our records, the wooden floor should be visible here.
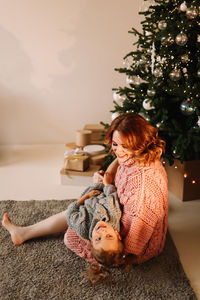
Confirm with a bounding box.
[0,144,200,299]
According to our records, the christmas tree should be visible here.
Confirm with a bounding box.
[102,0,200,166]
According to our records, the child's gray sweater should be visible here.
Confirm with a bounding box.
[66,183,121,240]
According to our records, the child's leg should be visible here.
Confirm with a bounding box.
[2,210,68,245]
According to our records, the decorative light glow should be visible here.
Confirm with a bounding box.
[184,173,187,178]
[192,180,196,184]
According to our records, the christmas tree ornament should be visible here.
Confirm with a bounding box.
[180,2,187,12]
[181,54,189,63]
[172,147,181,158]
[186,7,198,19]
[161,35,174,46]
[113,91,121,101]
[154,68,163,77]
[158,20,167,30]
[142,99,155,110]
[111,112,120,121]
[197,116,200,127]
[169,69,182,81]
[145,31,152,36]
[175,32,188,46]
[147,88,156,97]
[180,100,195,115]
[126,76,134,85]
[132,76,142,86]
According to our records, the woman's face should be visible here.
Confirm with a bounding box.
[112,130,133,163]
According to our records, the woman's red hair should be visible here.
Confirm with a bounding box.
[105,113,165,166]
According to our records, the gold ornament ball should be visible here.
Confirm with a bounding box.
[169,69,182,81]
[154,68,163,78]
[181,54,189,63]
[175,33,188,46]
[158,20,167,30]
[147,89,156,97]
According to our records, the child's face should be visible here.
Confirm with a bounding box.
[91,221,121,252]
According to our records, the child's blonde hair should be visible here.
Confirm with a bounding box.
[85,239,124,284]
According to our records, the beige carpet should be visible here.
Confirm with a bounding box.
[0,199,197,300]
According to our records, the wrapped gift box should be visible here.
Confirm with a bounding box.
[83,124,104,144]
[64,152,89,172]
[65,143,106,167]
[165,159,200,201]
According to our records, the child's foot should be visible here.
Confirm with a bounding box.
[2,213,25,245]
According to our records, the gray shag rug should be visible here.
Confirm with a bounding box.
[0,200,197,300]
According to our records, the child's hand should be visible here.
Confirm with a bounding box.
[77,190,101,204]
[87,190,101,198]
[93,170,104,183]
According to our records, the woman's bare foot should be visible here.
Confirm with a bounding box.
[2,213,25,245]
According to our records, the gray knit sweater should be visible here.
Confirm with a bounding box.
[66,183,121,240]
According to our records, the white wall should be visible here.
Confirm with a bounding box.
[0,0,143,144]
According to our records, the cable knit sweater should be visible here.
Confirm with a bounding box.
[66,183,121,240]
[64,158,168,264]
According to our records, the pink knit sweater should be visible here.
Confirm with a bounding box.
[64,158,168,264]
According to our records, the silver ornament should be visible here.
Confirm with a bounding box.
[169,69,182,81]
[186,7,198,19]
[180,100,195,115]
[180,2,187,12]
[142,99,155,110]
[113,91,121,101]
[158,20,167,30]
[126,76,134,85]
[197,116,200,127]
[181,54,189,63]
[154,68,163,78]
[145,31,152,36]
[111,112,120,121]
[175,33,188,46]
[147,89,156,97]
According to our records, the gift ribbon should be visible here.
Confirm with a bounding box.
[64,150,88,169]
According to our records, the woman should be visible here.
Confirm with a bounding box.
[65,113,168,264]
[2,113,168,266]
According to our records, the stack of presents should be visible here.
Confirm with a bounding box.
[60,124,106,186]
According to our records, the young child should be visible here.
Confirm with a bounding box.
[66,181,123,266]
[2,173,124,283]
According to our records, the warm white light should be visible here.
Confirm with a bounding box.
[192,180,196,184]
[184,173,187,178]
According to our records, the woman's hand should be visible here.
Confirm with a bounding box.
[93,170,104,183]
